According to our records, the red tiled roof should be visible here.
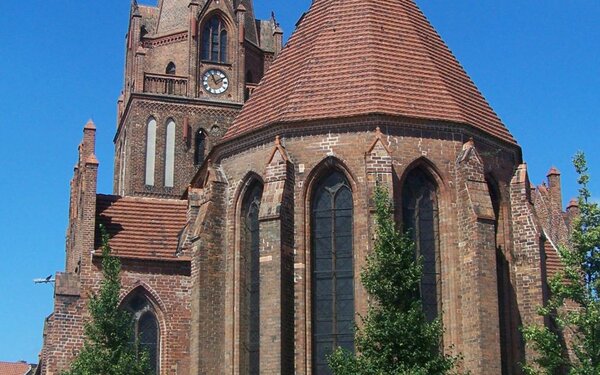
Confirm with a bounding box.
[225,0,516,144]
[95,195,188,260]
[0,362,31,375]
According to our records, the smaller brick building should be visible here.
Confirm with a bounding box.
[37,1,577,375]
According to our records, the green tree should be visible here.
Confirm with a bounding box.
[63,225,151,375]
[523,152,600,375]
[328,187,458,375]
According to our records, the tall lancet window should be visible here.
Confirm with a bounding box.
[195,129,206,166]
[145,117,157,186]
[125,294,160,374]
[241,182,263,375]
[165,119,175,187]
[488,178,520,375]
[311,171,354,375]
[402,168,441,322]
[202,16,228,63]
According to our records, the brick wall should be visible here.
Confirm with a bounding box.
[189,116,528,375]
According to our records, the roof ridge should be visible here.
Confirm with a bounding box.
[97,193,186,204]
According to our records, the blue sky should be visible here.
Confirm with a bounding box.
[0,0,598,364]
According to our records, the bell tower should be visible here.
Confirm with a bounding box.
[113,0,282,198]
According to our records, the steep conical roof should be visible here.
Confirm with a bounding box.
[224,0,516,144]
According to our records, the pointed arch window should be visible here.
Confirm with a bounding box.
[241,182,263,375]
[311,171,354,375]
[145,118,157,186]
[125,294,160,374]
[202,16,228,63]
[402,168,441,322]
[488,178,521,374]
[195,129,207,165]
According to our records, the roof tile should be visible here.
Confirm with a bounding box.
[0,362,32,375]
[225,0,516,144]
[95,195,188,260]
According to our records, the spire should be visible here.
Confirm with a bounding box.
[225,0,516,145]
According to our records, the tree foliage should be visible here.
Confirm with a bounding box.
[523,152,600,375]
[63,225,151,375]
[328,187,458,375]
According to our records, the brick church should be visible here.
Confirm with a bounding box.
[37,0,578,374]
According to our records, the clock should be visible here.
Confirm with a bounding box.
[202,69,229,95]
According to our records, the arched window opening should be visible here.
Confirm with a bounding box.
[401,168,440,322]
[202,16,228,63]
[125,294,160,374]
[311,171,354,375]
[165,62,176,94]
[195,129,206,166]
[145,118,157,186]
[488,178,521,375]
[165,120,176,187]
[241,182,263,375]
[166,62,176,75]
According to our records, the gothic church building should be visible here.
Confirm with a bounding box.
[38,0,577,374]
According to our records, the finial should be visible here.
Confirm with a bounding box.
[84,119,96,130]
[567,198,579,209]
[462,137,475,150]
[275,135,281,146]
[547,166,561,176]
[85,154,99,165]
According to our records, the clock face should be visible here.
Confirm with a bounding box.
[202,69,229,95]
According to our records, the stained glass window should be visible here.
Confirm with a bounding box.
[311,171,354,375]
[202,16,227,63]
[126,295,160,374]
[242,182,262,375]
[402,168,441,322]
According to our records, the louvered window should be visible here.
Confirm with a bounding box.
[311,171,354,375]
[202,17,227,63]
[402,168,441,322]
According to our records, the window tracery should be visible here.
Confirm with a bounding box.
[125,294,160,374]
[311,171,354,375]
[401,168,441,322]
[241,182,263,375]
